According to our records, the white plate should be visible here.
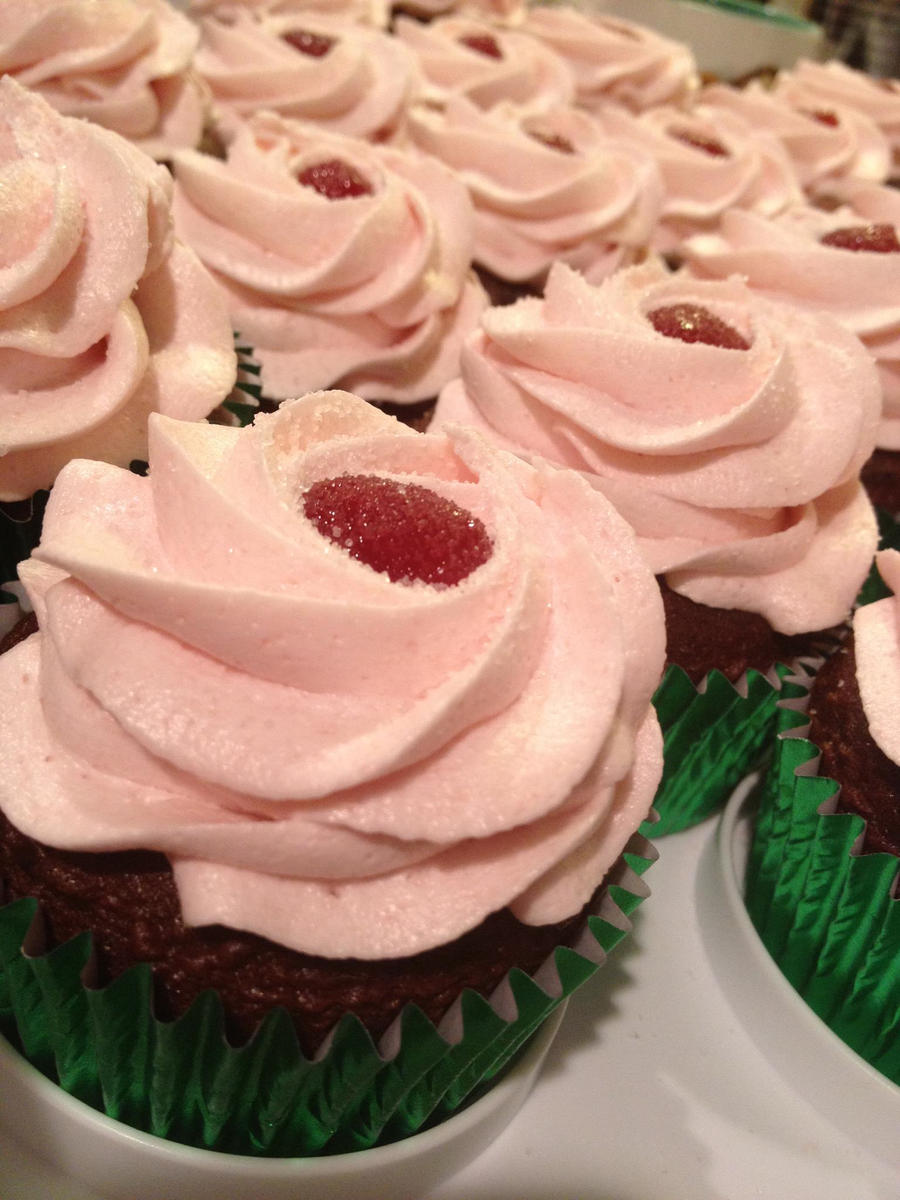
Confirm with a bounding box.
[3,797,899,1200]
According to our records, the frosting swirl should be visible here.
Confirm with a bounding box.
[0,391,665,958]
[774,59,900,175]
[596,101,803,255]
[684,191,900,449]
[188,0,389,25]
[434,261,879,633]
[700,81,890,198]
[195,10,420,143]
[403,97,663,285]
[520,5,697,115]
[173,112,487,403]
[0,78,236,501]
[393,14,574,114]
[0,0,207,160]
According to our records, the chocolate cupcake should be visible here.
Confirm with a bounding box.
[0,390,664,1154]
[746,548,900,1086]
[433,259,880,833]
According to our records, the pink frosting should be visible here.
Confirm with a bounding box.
[0,391,665,958]
[188,0,390,25]
[393,14,574,114]
[195,11,420,143]
[520,5,698,115]
[397,0,525,18]
[775,59,900,175]
[595,101,803,255]
[403,97,663,285]
[701,81,891,198]
[854,549,900,766]
[433,261,879,633]
[0,0,207,160]
[173,112,486,403]
[684,193,900,449]
[0,78,236,501]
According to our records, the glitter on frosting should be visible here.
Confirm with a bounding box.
[433,260,879,633]
[0,77,236,501]
[0,391,665,958]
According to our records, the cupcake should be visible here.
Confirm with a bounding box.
[194,9,421,144]
[773,59,900,178]
[0,389,664,1153]
[0,78,237,578]
[392,13,575,115]
[519,5,699,116]
[0,0,208,160]
[188,0,390,24]
[433,259,880,832]
[595,99,803,259]
[172,111,487,407]
[699,80,891,201]
[746,547,900,1086]
[683,189,900,511]
[403,96,663,301]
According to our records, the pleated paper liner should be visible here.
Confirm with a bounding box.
[642,660,808,838]
[0,830,656,1158]
[744,679,900,1088]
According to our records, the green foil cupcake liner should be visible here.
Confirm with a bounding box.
[745,685,900,1088]
[642,660,801,838]
[0,830,656,1158]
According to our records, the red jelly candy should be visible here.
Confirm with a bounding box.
[820,223,900,253]
[810,108,839,127]
[297,159,372,199]
[282,29,335,57]
[459,33,502,59]
[302,474,492,586]
[669,127,729,157]
[529,129,575,154]
[648,303,750,350]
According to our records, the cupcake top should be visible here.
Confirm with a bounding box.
[0,0,207,160]
[700,81,891,198]
[188,0,390,24]
[195,10,420,143]
[774,59,900,175]
[596,100,803,256]
[0,78,236,502]
[520,5,698,115]
[393,13,574,114]
[403,97,663,285]
[0,391,665,959]
[434,260,879,633]
[683,190,900,449]
[173,112,486,403]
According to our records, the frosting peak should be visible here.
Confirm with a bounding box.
[0,392,665,958]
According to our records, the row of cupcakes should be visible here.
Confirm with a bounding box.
[3,0,900,1162]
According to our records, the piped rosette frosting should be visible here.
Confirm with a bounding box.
[0,391,665,959]
[393,13,574,114]
[683,192,900,449]
[172,112,487,403]
[774,59,900,177]
[194,10,420,144]
[699,81,890,199]
[595,101,803,256]
[0,78,236,502]
[0,0,207,161]
[520,5,698,116]
[434,261,879,634]
[188,0,390,25]
[403,97,663,286]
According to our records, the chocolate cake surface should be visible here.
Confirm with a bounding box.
[807,635,900,858]
[0,810,589,1056]
[659,580,811,685]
